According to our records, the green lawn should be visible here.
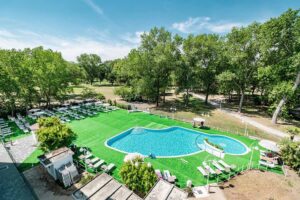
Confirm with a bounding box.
[20,109,282,187]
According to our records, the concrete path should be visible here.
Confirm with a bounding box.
[192,93,300,141]
[0,143,36,200]
[6,134,38,165]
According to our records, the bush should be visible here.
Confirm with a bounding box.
[36,117,77,151]
[120,158,157,197]
[279,138,300,173]
[81,87,105,100]
[107,99,112,105]
[204,138,224,151]
[114,87,138,101]
[116,103,130,110]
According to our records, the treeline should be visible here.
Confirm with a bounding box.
[0,9,299,124]
[0,47,83,116]
[110,9,299,124]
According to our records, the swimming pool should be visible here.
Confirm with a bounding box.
[106,127,248,157]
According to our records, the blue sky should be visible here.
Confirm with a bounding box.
[0,0,299,61]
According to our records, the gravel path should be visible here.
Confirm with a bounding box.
[192,93,300,141]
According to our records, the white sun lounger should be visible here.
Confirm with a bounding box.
[90,157,100,164]
[104,163,115,173]
[218,160,231,170]
[197,166,208,176]
[93,159,105,169]
[203,162,216,174]
[259,160,275,168]
[212,160,225,172]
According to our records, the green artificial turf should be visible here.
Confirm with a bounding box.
[20,109,283,187]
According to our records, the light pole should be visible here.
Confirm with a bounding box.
[242,118,248,136]
[248,143,256,170]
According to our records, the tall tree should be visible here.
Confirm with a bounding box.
[77,53,101,85]
[32,47,73,108]
[259,9,300,123]
[125,27,181,106]
[224,23,260,112]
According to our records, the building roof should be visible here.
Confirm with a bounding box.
[145,180,187,200]
[72,173,187,200]
[72,173,142,200]
[38,147,74,166]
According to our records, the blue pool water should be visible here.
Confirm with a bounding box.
[106,127,248,157]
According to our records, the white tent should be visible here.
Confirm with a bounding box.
[259,140,280,153]
[193,117,205,123]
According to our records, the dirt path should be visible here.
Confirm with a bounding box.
[192,93,300,141]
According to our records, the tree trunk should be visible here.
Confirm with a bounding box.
[205,85,210,104]
[272,71,300,124]
[238,91,244,113]
[185,89,189,106]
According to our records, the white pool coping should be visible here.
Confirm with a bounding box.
[104,126,250,158]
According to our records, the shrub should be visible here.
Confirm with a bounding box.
[36,117,77,151]
[120,158,157,197]
[279,138,300,173]
[81,87,105,100]
[107,99,112,105]
[204,138,224,151]
[114,87,137,101]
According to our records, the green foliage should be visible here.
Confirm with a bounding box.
[204,138,224,151]
[36,117,76,152]
[77,53,102,85]
[81,87,105,100]
[120,158,157,197]
[0,47,81,115]
[114,87,138,101]
[279,138,300,173]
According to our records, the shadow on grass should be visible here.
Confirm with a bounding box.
[156,97,216,116]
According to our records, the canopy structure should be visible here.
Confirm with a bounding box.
[259,140,280,153]
[32,111,46,117]
[193,117,205,128]
[193,117,205,123]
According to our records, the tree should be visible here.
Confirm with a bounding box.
[175,35,195,106]
[279,138,300,173]
[119,158,157,197]
[77,53,101,85]
[32,47,73,108]
[124,27,181,106]
[183,34,224,104]
[36,117,76,151]
[258,9,300,123]
[224,23,260,112]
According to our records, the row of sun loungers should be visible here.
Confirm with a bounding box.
[197,160,233,177]
[79,151,115,173]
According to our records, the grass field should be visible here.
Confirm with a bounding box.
[20,109,283,188]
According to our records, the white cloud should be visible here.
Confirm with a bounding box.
[83,0,104,15]
[121,31,145,45]
[0,29,134,61]
[172,17,244,34]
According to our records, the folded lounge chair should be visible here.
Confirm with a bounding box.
[218,160,232,171]
[102,163,115,173]
[197,166,208,177]
[203,162,216,174]
[212,160,226,172]
[93,160,105,169]
[90,157,100,164]
[259,160,275,168]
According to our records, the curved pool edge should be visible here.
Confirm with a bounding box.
[105,126,250,158]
